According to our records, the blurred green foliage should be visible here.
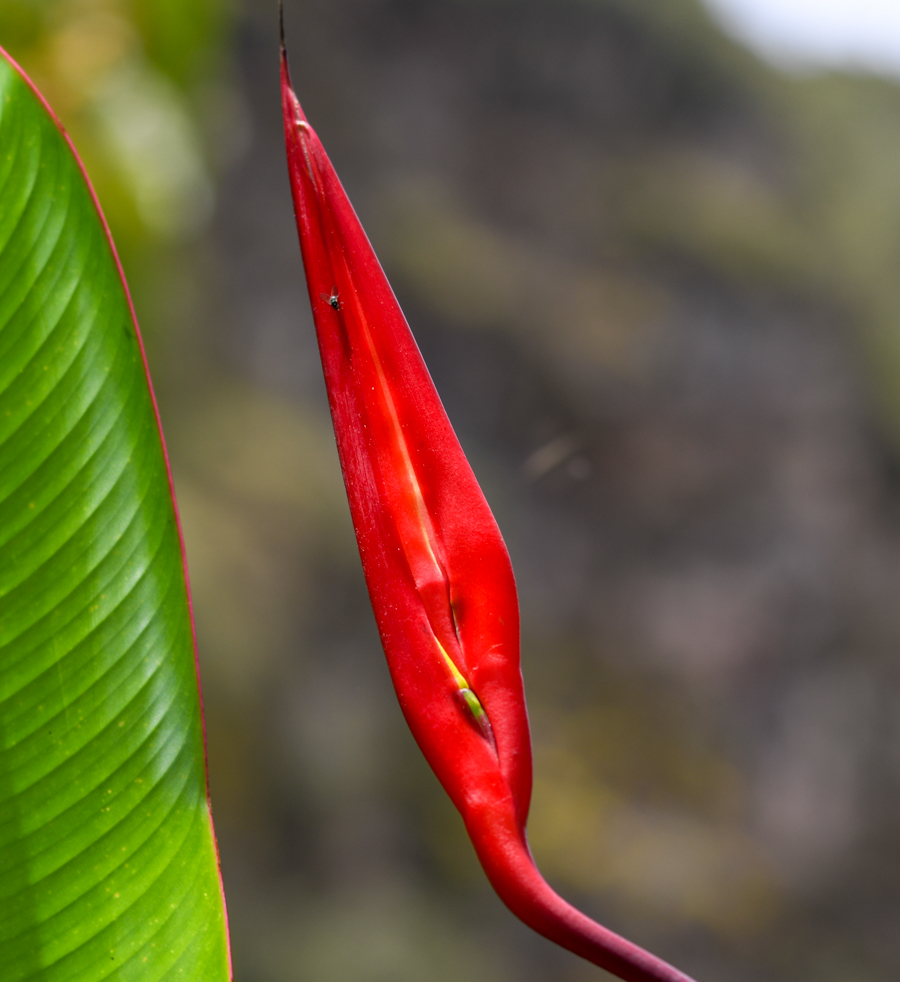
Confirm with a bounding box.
[0,0,232,359]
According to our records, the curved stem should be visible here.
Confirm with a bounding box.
[467,807,698,982]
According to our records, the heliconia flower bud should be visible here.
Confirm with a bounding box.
[280,26,698,982]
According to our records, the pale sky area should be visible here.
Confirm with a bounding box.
[702,0,900,78]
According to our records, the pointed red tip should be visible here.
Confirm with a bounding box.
[279,6,290,92]
[279,29,309,133]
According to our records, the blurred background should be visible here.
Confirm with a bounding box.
[5,0,900,979]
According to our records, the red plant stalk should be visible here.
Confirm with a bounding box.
[281,38,697,982]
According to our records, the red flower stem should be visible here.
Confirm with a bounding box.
[468,805,697,982]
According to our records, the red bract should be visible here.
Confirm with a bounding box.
[281,35,697,982]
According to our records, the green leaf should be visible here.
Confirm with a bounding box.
[0,50,230,982]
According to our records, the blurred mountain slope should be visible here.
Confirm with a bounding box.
[5,1,900,981]
[215,2,900,979]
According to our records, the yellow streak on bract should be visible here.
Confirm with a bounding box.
[339,281,467,672]
[436,638,495,745]
[306,140,495,741]
[435,637,469,691]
